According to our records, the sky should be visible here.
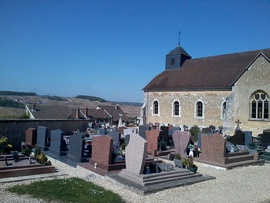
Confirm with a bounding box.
[1,0,270,103]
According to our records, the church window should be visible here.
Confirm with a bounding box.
[222,101,226,119]
[173,101,179,116]
[250,91,269,120]
[196,101,203,117]
[171,58,175,65]
[153,101,159,115]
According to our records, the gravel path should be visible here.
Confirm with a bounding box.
[1,157,270,203]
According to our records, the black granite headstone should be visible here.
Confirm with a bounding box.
[139,125,150,140]
[227,130,245,145]
[160,126,169,143]
[67,133,85,163]
[243,131,253,146]
[261,129,270,148]
[36,126,49,150]
[49,129,68,156]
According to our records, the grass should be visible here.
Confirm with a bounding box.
[7,177,126,203]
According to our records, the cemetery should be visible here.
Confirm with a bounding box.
[0,120,270,197]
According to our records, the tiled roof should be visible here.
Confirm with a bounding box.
[26,105,71,119]
[96,105,128,122]
[87,108,111,119]
[143,48,270,91]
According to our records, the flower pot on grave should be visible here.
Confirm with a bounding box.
[187,165,198,173]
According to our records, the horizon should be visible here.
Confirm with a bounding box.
[1,1,270,103]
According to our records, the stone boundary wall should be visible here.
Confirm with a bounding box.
[0,119,90,150]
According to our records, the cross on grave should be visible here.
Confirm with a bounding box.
[235,119,241,131]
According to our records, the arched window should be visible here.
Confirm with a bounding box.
[153,101,159,115]
[250,90,269,119]
[222,101,226,119]
[196,101,203,117]
[173,101,179,116]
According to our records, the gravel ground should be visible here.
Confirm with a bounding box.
[1,157,270,203]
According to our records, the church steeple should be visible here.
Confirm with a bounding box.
[165,34,191,70]
[178,31,181,46]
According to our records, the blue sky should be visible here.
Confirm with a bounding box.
[1,0,269,102]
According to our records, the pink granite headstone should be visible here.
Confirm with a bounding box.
[125,133,147,175]
[91,136,113,167]
[145,128,160,155]
[173,130,191,158]
[199,133,227,163]
[25,128,37,146]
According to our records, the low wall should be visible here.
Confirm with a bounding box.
[0,119,91,150]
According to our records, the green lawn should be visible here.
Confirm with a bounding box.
[7,177,126,203]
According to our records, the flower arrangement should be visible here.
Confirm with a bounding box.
[0,136,12,154]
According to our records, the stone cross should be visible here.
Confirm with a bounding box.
[235,119,241,131]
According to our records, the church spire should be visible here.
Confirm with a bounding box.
[178,31,181,46]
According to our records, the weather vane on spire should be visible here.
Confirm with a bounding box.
[178,31,181,46]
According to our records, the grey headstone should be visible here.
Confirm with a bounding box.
[139,126,150,139]
[98,128,106,135]
[108,128,120,146]
[50,129,67,156]
[124,133,147,175]
[169,127,181,136]
[174,158,183,168]
[36,126,49,150]
[173,130,191,158]
[243,131,253,146]
[67,133,85,162]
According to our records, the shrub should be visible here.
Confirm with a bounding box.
[189,125,200,142]
[21,145,32,156]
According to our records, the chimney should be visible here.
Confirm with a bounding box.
[85,107,88,116]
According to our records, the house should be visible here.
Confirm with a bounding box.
[142,44,270,136]
[25,104,128,125]
[25,104,72,119]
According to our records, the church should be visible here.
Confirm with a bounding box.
[142,44,270,136]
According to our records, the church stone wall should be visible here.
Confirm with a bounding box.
[227,55,270,136]
[145,90,231,129]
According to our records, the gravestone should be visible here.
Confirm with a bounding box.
[124,128,137,137]
[25,128,37,147]
[98,128,106,135]
[145,128,160,156]
[160,126,169,144]
[169,127,181,136]
[198,128,214,149]
[36,126,49,150]
[49,129,67,156]
[243,131,253,146]
[139,125,151,140]
[67,133,85,163]
[118,126,126,135]
[173,130,191,158]
[202,127,212,134]
[199,133,227,164]
[90,136,113,169]
[227,130,245,146]
[121,133,147,175]
[261,129,270,148]
[125,134,130,146]
[108,128,120,146]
